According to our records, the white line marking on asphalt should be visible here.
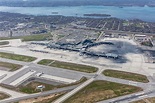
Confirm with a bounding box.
[10,70,36,86]
[39,74,77,84]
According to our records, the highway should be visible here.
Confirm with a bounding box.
[75,24,155,36]
[104,30,155,36]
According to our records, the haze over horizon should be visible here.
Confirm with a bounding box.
[0,0,155,7]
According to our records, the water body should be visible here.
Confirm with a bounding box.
[0,6,155,22]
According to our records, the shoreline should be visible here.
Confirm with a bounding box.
[0,5,155,22]
[83,14,111,17]
[0,11,154,23]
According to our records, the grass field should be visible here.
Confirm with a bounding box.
[0,41,9,45]
[0,52,37,62]
[0,92,10,100]
[0,33,52,41]
[34,93,65,103]
[19,77,87,94]
[103,69,149,83]
[19,81,56,94]
[0,37,18,40]
[0,61,22,71]
[38,59,98,73]
[21,34,52,41]
[64,80,143,103]
[132,97,155,103]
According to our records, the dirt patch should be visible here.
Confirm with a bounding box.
[0,92,10,100]
[18,92,65,103]
[64,80,143,103]
[132,97,155,103]
[71,90,116,103]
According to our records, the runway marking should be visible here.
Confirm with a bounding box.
[135,92,144,96]
[138,95,147,98]
[47,61,55,66]
[129,81,137,86]
[54,78,94,103]
[39,74,77,84]
[143,99,151,103]
[10,70,36,86]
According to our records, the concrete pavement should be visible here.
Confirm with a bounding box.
[0,85,78,103]
[0,57,29,66]
[1,38,155,103]
[0,86,27,99]
[53,78,95,103]
[39,74,77,84]
[99,89,155,103]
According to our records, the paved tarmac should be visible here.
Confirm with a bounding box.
[0,58,94,86]
[0,85,78,103]
[54,78,95,103]
[1,38,155,103]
